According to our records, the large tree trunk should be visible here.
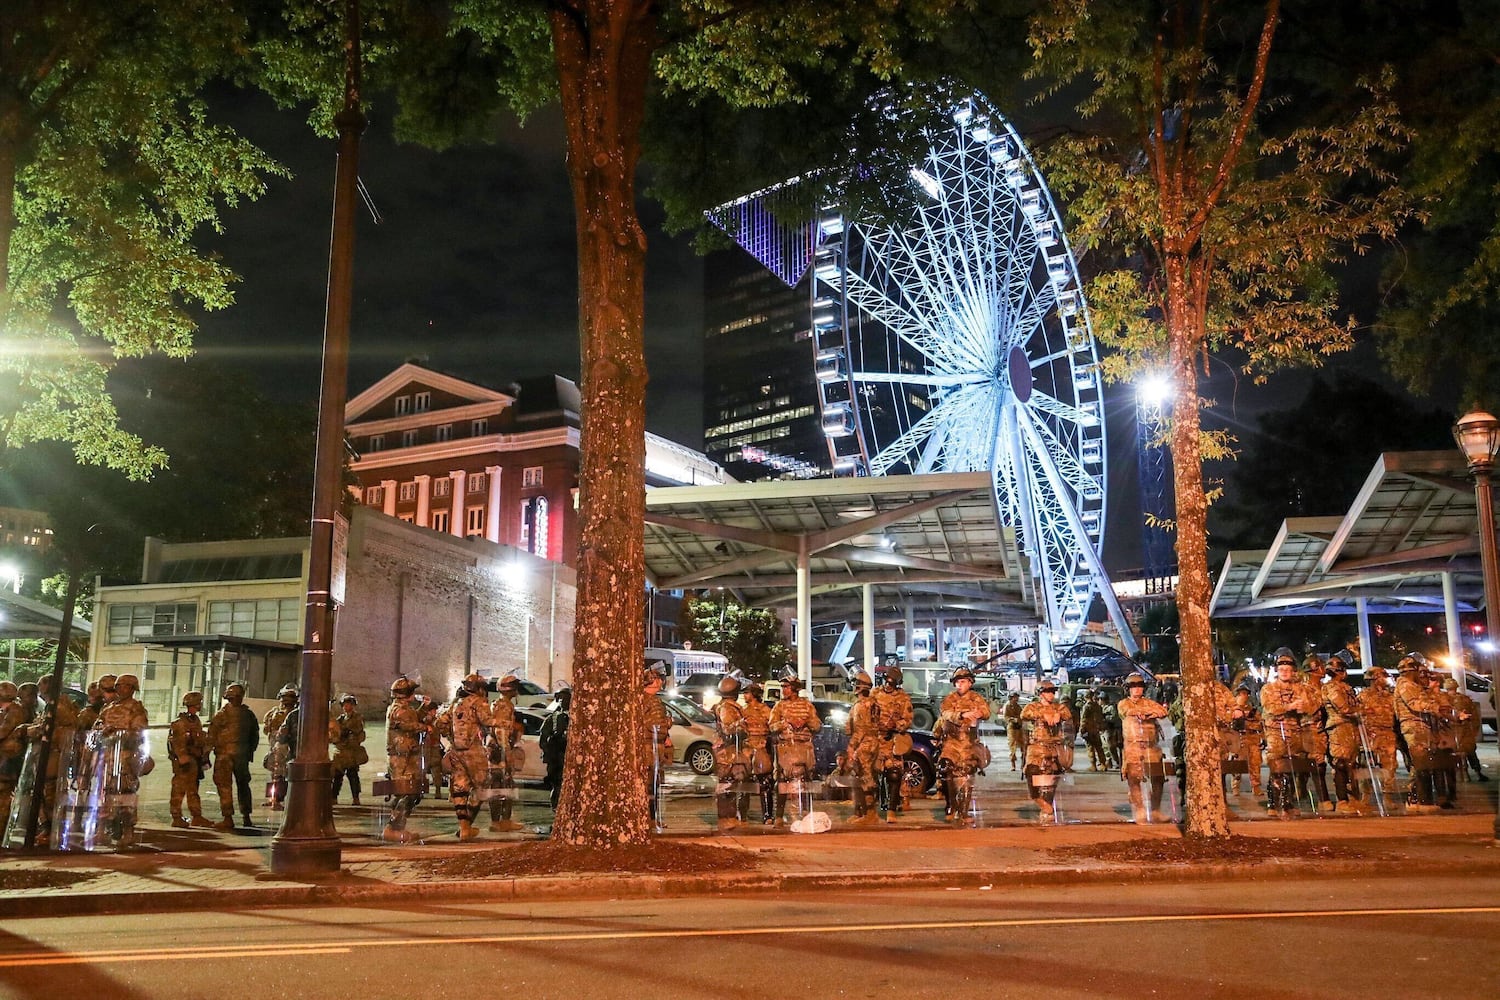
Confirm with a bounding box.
[549,1,656,847]
[1167,265,1229,839]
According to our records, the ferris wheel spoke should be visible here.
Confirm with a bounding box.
[1027,389,1099,429]
[1023,407,1102,503]
[868,403,948,476]
[851,371,990,388]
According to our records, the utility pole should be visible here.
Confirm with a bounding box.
[272,0,364,875]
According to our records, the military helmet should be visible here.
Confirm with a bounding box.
[951,666,975,683]
[717,674,742,696]
[883,666,903,685]
[1235,683,1253,694]
[0,681,16,700]
[1125,672,1148,690]
[339,692,357,705]
[642,665,666,687]
[1397,653,1427,673]
[745,681,763,698]
[97,674,118,695]
[497,674,521,692]
[1037,680,1058,693]
[782,673,804,691]
[461,672,487,694]
[852,670,874,690]
[277,684,298,701]
[1367,666,1388,679]
[390,676,419,696]
[223,681,246,699]
[116,674,140,693]
[183,691,204,708]
[1303,654,1325,672]
[1273,647,1297,666]
[1327,658,1348,675]
[1442,677,1459,691]
[1331,648,1356,668]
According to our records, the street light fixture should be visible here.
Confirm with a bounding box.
[1452,409,1500,844]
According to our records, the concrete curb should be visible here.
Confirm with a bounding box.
[3,849,1495,920]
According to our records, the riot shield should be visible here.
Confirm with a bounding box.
[1,739,42,848]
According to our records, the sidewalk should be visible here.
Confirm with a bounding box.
[1,812,1495,919]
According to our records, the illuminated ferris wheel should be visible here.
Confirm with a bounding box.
[808,93,1117,642]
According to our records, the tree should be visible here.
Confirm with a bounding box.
[0,1,283,477]
[1028,0,1414,836]
[678,594,789,680]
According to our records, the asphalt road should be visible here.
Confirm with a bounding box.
[0,874,1494,999]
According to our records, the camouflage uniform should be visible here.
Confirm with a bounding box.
[1002,696,1026,770]
[641,670,674,829]
[330,698,366,803]
[1357,669,1399,793]
[261,688,297,810]
[1445,681,1486,781]
[96,675,150,848]
[166,693,212,828]
[1394,660,1443,811]
[440,677,494,840]
[19,678,80,844]
[383,678,428,842]
[936,672,990,823]
[0,684,25,829]
[844,674,881,822]
[740,684,776,824]
[487,679,525,831]
[1211,680,1242,774]
[712,677,748,826]
[1021,689,1072,820]
[207,686,259,829]
[1118,681,1169,823]
[1428,674,1461,807]
[872,672,914,816]
[1298,662,1333,811]
[1259,663,1317,816]
[1321,667,1364,811]
[1079,695,1108,771]
[768,683,821,824]
[1229,689,1264,796]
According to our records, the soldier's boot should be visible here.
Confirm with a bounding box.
[851,785,870,822]
[171,816,190,829]
[381,823,411,843]
[241,811,254,828]
[715,783,739,825]
[1128,782,1147,824]
[190,813,215,828]
[1148,778,1168,822]
[758,778,776,826]
[489,794,523,832]
[456,818,478,841]
[214,812,235,831]
[1312,766,1334,813]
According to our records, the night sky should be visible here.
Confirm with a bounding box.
[191,90,1433,574]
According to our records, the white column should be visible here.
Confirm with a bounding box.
[414,474,431,526]
[797,536,812,684]
[903,603,915,660]
[380,479,396,517]
[1443,571,1464,678]
[1355,597,1374,670]
[485,465,502,543]
[862,583,876,673]
[448,470,467,537]
[936,614,947,663]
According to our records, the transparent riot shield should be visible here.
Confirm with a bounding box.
[48,732,86,850]
[1,739,42,848]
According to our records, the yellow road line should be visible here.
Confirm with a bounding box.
[2,905,1495,968]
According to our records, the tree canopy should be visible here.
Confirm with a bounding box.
[677,594,789,680]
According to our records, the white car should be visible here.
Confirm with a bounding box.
[513,695,720,781]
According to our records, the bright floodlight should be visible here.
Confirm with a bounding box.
[498,557,528,588]
[1138,376,1172,408]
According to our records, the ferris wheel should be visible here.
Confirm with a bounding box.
[809,93,1125,645]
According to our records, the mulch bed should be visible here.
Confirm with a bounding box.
[420,840,761,880]
[1049,835,1390,865]
[0,869,102,892]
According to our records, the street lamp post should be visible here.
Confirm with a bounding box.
[1452,409,1500,844]
[271,0,364,875]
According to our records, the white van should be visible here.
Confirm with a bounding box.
[644,646,729,685]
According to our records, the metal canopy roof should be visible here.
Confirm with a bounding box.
[1210,451,1487,619]
[643,472,1037,626]
[0,590,92,640]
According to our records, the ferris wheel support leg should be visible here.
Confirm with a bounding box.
[1016,407,1140,656]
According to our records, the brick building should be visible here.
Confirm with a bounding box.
[346,363,729,564]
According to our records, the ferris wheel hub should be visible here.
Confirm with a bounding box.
[1008,345,1033,403]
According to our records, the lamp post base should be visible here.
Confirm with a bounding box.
[270,760,342,875]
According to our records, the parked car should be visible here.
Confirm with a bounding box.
[516,695,720,779]
[669,672,730,710]
[485,676,553,711]
[808,698,938,794]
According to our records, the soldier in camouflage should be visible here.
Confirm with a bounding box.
[18,675,81,846]
[383,676,429,842]
[872,666,914,820]
[642,666,674,830]
[330,694,366,804]
[1079,691,1108,772]
[439,673,495,840]
[1427,670,1463,808]
[768,674,821,825]
[0,682,24,830]
[1229,685,1264,797]
[1002,693,1026,771]
[1260,650,1316,818]
[262,685,297,811]
[167,691,214,829]
[1394,654,1443,812]
[1357,666,1398,800]
[936,666,990,823]
[845,671,882,823]
[1444,677,1487,782]
[1321,653,1364,814]
[740,681,776,824]
[207,683,259,830]
[1118,672,1169,823]
[712,674,748,828]
[486,675,525,832]
[97,673,150,848]
[1022,681,1071,821]
[1299,655,1334,812]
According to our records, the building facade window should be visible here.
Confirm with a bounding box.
[470,418,488,436]
[402,429,418,448]
[414,391,431,412]
[522,466,544,488]
[435,424,453,443]
[206,598,300,643]
[394,395,411,415]
[433,477,451,497]
[368,434,385,452]
[431,510,451,533]
[398,513,414,523]
[399,482,417,502]
[106,602,198,645]
[468,472,487,493]
[520,496,549,557]
[465,506,486,537]
[365,485,384,505]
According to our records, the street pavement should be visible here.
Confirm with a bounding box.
[0,728,1495,918]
